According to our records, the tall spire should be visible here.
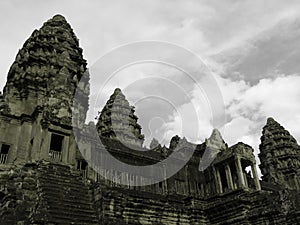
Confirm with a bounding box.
[6,14,86,85]
[3,15,89,125]
[259,117,300,189]
[96,88,144,147]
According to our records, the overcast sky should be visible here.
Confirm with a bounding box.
[1,1,300,167]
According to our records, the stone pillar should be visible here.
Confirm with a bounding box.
[62,135,70,164]
[213,166,222,193]
[244,173,249,188]
[6,121,21,163]
[16,121,32,163]
[185,165,189,195]
[31,116,43,161]
[225,164,234,190]
[200,183,205,197]
[251,164,261,190]
[41,129,51,160]
[216,168,223,193]
[235,156,246,188]
[126,172,129,188]
[294,175,300,190]
[163,164,168,194]
[68,136,77,166]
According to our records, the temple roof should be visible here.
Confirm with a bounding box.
[206,128,227,150]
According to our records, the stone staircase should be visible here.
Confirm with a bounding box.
[37,162,99,225]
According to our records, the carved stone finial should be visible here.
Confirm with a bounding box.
[52,14,67,21]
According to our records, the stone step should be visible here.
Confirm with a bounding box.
[39,176,89,189]
[40,186,91,199]
[37,163,99,224]
[39,179,90,190]
[47,203,97,216]
[39,180,91,194]
[39,170,85,180]
[47,217,99,225]
[44,196,95,209]
[40,170,86,180]
[43,193,94,206]
[48,210,98,224]
[41,188,93,202]
[38,166,83,178]
[42,170,83,178]
[38,167,72,173]
[48,210,97,220]
[49,214,98,224]
[38,163,72,170]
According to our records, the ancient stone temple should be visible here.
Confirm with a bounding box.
[0,15,299,225]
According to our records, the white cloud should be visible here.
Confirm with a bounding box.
[220,74,300,152]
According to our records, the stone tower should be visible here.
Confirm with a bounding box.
[259,117,300,190]
[96,88,144,147]
[3,14,89,126]
[0,14,89,164]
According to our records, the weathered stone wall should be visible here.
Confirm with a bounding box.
[0,116,23,163]
[248,189,300,225]
[205,189,300,225]
[93,183,300,224]
[0,164,44,225]
[94,183,208,225]
[0,162,299,225]
[0,113,79,168]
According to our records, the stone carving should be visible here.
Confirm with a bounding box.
[169,135,181,151]
[0,92,9,114]
[206,128,227,151]
[259,117,300,189]
[199,129,227,171]
[3,14,88,126]
[96,88,144,147]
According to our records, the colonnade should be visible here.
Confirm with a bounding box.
[214,156,261,194]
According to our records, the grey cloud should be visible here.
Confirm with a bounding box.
[215,17,300,84]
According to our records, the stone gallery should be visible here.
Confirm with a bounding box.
[0,15,299,224]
